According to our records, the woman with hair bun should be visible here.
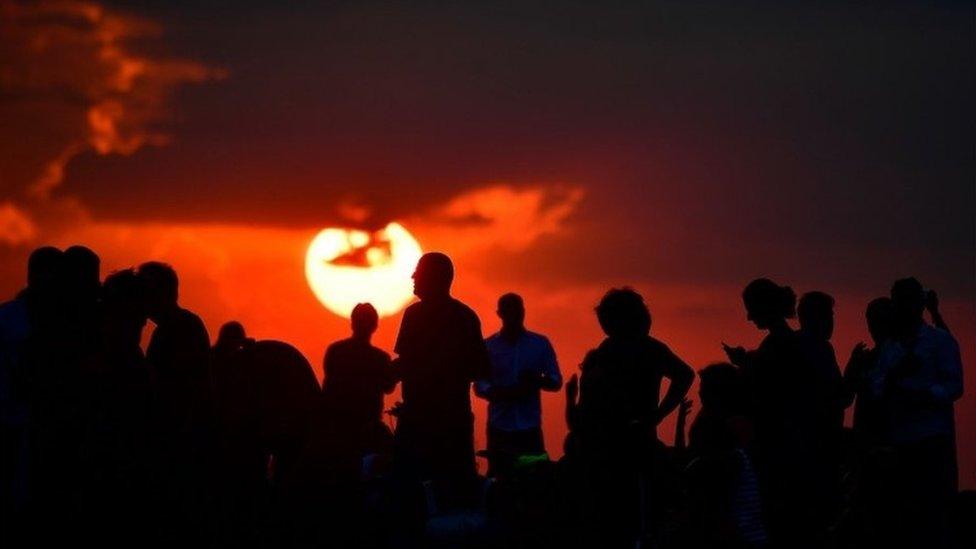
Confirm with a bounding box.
[723,278,828,548]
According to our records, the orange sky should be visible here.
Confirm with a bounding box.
[1,0,973,486]
[16,210,970,485]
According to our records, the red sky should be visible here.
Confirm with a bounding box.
[1,1,973,486]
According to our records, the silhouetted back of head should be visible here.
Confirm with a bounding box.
[351,302,379,338]
[138,261,179,318]
[26,246,63,293]
[103,268,141,310]
[891,278,925,315]
[497,292,525,330]
[412,252,454,299]
[64,245,101,302]
[698,362,743,413]
[742,278,796,329]
[890,277,925,334]
[865,297,893,345]
[216,321,246,348]
[798,291,835,341]
[102,268,146,342]
[596,287,651,339]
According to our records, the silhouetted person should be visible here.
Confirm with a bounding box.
[873,277,963,548]
[292,304,397,546]
[845,297,893,445]
[689,364,748,457]
[321,303,396,467]
[218,339,320,548]
[140,261,211,430]
[213,321,248,362]
[211,321,250,424]
[208,320,268,546]
[210,321,250,425]
[391,252,490,531]
[24,245,104,543]
[723,278,824,547]
[576,288,694,547]
[63,245,101,311]
[797,291,849,523]
[687,363,766,548]
[87,268,155,545]
[842,297,897,548]
[138,261,212,541]
[784,290,853,425]
[0,247,62,525]
[475,293,561,475]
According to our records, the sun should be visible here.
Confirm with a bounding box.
[305,222,422,318]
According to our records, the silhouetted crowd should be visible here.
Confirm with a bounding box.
[0,247,970,548]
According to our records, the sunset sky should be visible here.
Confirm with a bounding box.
[1,1,973,486]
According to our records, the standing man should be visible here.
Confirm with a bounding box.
[138,261,212,541]
[795,291,850,535]
[392,252,490,492]
[0,247,62,526]
[475,293,561,474]
[321,303,397,460]
[874,277,963,548]
[139,261,212,437]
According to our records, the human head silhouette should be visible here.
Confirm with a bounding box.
[26,246,63,294]
[64,245,100,303]
[497,293,525,332]
[865,297,893,345]
[595,287,651,339]
[698,362,742,413]
[890,277,925,336]
[216,321,246,350]
[798,291,835,341]
[138,261,179,321]
[102,268,146,344]
[412,252,454,300]
[351,303,379,339]
[742,278,795,330]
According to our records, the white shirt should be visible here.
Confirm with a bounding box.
[475,330,561,432]
[872,323,963,445]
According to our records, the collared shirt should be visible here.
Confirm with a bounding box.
[476,330,561,432]
[872,323,963,444]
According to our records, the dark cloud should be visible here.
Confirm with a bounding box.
[4,2,971,295]
[53,2,970,235]
[0,0,222,231]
